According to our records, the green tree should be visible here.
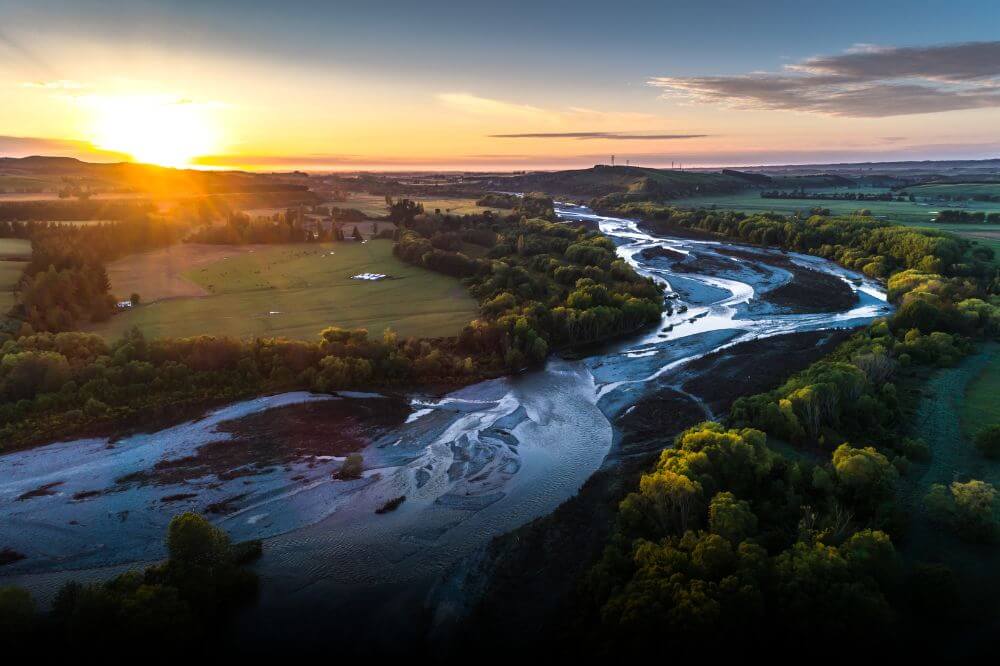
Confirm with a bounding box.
[925,479,999,542]
[832,443,897,509]
[708,491,758,544]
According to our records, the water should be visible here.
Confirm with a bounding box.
[0,204,890,617]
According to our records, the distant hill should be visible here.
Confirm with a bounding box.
[0,156,311,197]
[481,165,751,201]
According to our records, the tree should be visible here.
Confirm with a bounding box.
[166,512,231,567]
[832,443,897,509]
[925,479,999,542]
[708,491,758,544]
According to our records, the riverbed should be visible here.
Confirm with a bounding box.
[0,204,890,644]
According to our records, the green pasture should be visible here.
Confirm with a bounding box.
[91,239,480,341]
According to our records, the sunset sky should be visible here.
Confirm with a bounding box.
[1,0,999,171]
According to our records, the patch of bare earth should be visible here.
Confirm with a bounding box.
[104,243,265,302]
[116,398,411,487]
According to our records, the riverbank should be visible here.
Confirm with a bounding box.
[444,328,855,655]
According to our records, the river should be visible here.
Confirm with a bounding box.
[0,204,889,644]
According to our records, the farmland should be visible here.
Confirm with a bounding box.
[92,239,479,340]
[338,192,507,218]
[902,182,1000,199]
[669,188,1000,260]
[669,187,1000,224]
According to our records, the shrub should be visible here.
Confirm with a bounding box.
[338,452,364,480]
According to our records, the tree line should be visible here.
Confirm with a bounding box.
[761,189,911,202]
[934,209,1000,224]
[4,218,186,337]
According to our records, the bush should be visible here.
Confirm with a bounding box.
[338,452,364,480]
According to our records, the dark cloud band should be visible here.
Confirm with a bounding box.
[488,132,706,140]
[650,41,1000,117]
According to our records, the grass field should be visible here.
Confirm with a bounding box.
[903,183,1000,199]
[671,189,1000,261]
[670,188,1000,225]
[960,345,1000,439]
[93,239,479,341]
[0,238,31,311]
[340,192,506,218]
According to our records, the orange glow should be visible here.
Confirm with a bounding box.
[88,96,221,168]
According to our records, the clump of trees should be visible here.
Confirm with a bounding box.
[0,513,259,648]
[5,218,185,335]
[586,422,906,655]
[393,200,662,369]
[934,210,1000,224]
[925,480,1000,542]
[476,192,520,209]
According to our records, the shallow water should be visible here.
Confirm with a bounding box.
[0,204,890,613]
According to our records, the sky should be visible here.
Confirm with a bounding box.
[1,0,999,171]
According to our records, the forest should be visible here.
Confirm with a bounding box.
[576,200,1000,657]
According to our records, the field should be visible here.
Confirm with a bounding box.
[337,192,507,218]
[670,188,1000,261]
[903,182,1000,199]
[0,238,31,311]
[960,346,1000,439]
[670,188,991,224]
[93,239,480,341]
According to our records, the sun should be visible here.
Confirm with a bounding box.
[90,96,220,168]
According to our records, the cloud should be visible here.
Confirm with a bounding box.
[437,93,549,118]
[20,79,89,90]
[649,41,1000,117]
[489,131,707,140]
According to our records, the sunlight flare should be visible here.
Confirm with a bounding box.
[88,95,221,167]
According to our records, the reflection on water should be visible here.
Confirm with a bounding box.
[0,204,890,609]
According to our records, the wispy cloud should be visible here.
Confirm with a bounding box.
[489,131,707,140]
[437,93,549,118]
[20,79,89,91]
[650,41,1000,117]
